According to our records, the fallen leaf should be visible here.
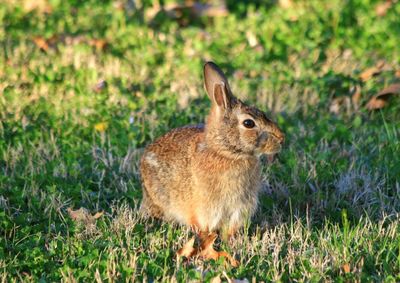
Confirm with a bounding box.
[94,122,108,132]
[176,232,239,267]
[176,237,197,258]
[366,83,400,110]
[351,85,362,106]
[93,211,104,219]
[67,207,103,224]
[395,70,400,78]
[374,83,400,97]
[375,1,392,16]
[366,97,387,110]
[199,232,239,267]
[360,67,381,82]
[89,39,108,50]
[359,61,386,81]
[32,37,49,51]
[342,263,351,273]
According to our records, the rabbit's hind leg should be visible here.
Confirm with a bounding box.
[140,187,164,219]
[197,231,239,267]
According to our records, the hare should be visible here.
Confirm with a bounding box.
[140,62,284,265]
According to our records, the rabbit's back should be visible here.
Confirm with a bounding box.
[142,124,204,170]
[140,125,204,222]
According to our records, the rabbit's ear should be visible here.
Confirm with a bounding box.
[204,62,233,110]
[213,82,231,110]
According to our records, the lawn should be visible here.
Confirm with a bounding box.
[1,0,400,281]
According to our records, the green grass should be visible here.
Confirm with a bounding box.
[1,0,400,281]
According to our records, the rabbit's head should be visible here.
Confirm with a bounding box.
[203,62,284,158]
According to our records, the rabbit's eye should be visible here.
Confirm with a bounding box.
[243,119,255,128]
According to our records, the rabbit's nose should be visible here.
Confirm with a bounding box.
[269,127,285,144]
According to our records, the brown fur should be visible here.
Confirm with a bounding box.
[140,62,284,236]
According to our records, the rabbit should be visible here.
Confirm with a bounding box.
[140,62,284,263]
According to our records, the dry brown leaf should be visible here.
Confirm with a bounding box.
[177,232,239,267]
[366,83,400,110]
[67,207,103,224]
[351,85,362,106]
[176,237,197,258]
[366,97,387,110]
[395,70,400,78]
[375,83,400,98]
[93,211,104,219]
[89,39,108,50]
[32,37,49,51]
[342,263,351,273]
[360,67,381,82]
[32,35,61,51]
[375,1,392,16]
[359,61,386,81]
[199,233,239,267]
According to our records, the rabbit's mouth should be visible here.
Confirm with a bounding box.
[258,132,284,155]
[253,140,282,157]
[262,142,282,155]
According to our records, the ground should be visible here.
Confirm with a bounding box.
[0,0,399,281]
